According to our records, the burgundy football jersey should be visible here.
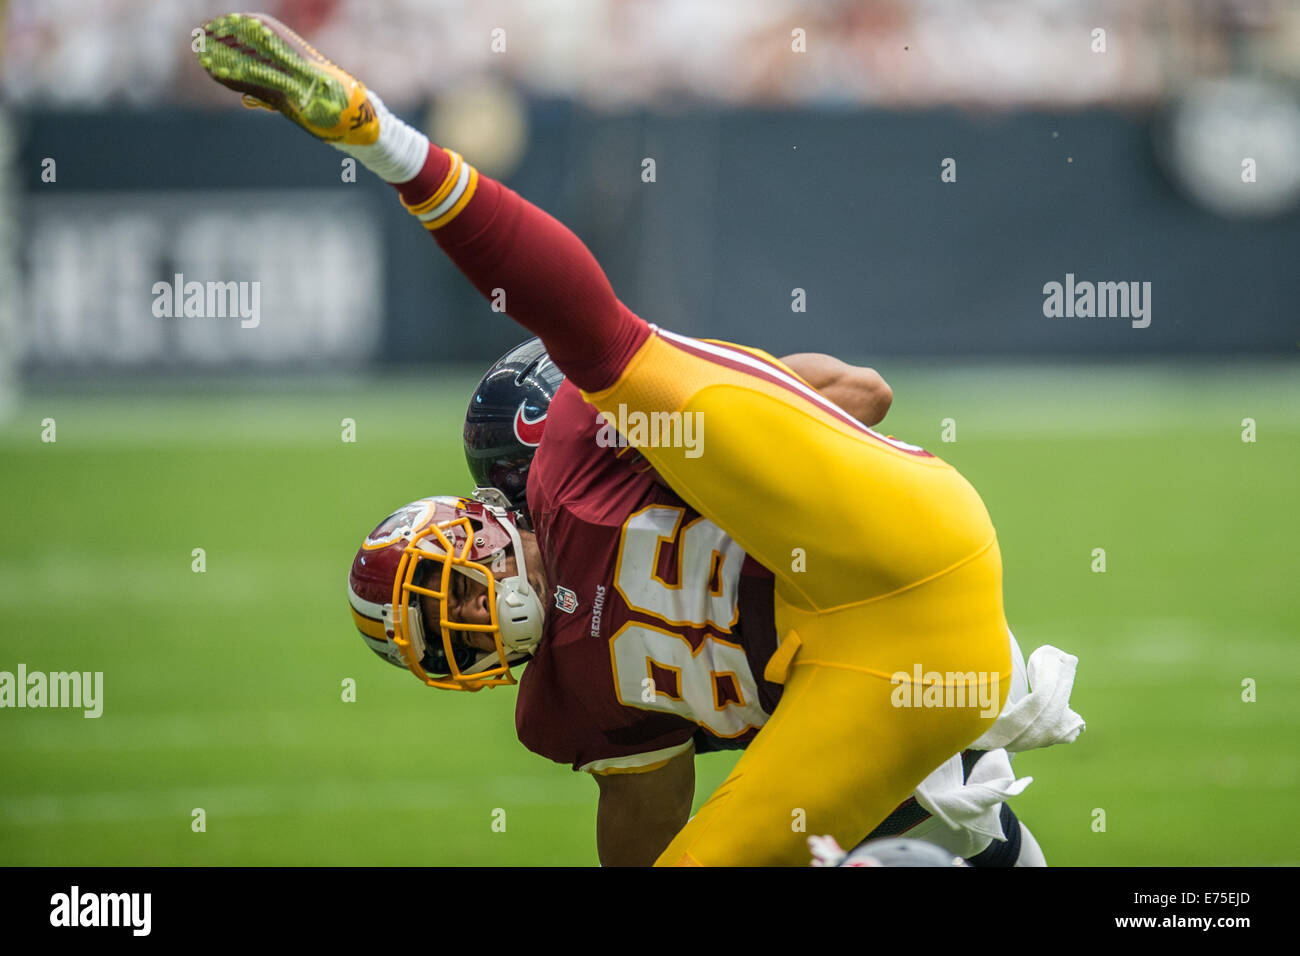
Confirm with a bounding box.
[516,381,785,772]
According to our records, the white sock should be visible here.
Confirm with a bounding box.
[332,91,429,184]
[1014,822,1047,867]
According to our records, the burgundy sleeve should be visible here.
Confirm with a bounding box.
[398,144,650,392]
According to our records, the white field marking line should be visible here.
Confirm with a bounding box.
[0,709,514,752]
[1018,621,1297,660]
[0,776,589,826]
[0,557,302,606]
[1004,700,1300,728]
[13,694,1298,763]
[6,365,1296,446]
[7,761,1295,828]
[1108,770,1300,793]
[9,418,1284,447]
[1016,756,1300,790]
[1080,659,1300,682]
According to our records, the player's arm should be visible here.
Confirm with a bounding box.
[779,353,893,426]
[592,746,695,867]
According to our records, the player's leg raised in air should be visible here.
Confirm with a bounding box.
[198,14,1010,865]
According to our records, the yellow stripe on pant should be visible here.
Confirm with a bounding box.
[581,329,1012,866]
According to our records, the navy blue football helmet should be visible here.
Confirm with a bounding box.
[809,834,968,867]
[463,337,565,524]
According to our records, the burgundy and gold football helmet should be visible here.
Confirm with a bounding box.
[347,492,544,691]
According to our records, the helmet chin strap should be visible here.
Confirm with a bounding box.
[462,647,529,675]
[404,597,431,662]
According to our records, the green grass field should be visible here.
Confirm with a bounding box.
[1,361,1297,865]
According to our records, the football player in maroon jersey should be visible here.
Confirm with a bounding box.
[201,14,1081,866]
[467,342,1061,869]
[349,338,1049,867]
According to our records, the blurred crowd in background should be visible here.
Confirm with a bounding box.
[3,0,1298,386]
[5,0,1300,110]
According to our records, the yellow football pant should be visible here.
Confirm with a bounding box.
[582,329,1011,866]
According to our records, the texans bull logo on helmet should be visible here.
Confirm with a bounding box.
[513,402,548,447]
[463,337,565,521]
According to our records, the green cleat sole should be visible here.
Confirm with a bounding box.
[197,13,351,135]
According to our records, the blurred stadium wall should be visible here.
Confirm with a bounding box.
[4,0,1299,378]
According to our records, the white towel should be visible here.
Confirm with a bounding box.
[974,644,1086,753]
[914,748,1031,841]
[909,635,1085,845]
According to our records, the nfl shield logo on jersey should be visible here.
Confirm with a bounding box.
[553,586,579,614]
